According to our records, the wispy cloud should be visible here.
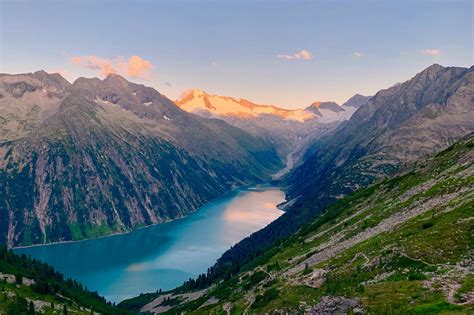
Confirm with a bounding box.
[71,55,154,79]
[277,49,313,61]
[353,51,365,59]
[421,48,442,58]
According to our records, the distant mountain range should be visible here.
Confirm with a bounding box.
[176,89,364,156]
[176,89,358,122]
[0,71,283,247]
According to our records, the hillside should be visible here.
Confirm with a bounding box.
[0,71,282,247]
[0,245,127,314]
[120,134,474,314]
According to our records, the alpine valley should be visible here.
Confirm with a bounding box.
[119,64,474,314]
[1,63,473,315]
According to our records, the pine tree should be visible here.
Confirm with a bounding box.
[28,301,35,315]
[15,274,22,285]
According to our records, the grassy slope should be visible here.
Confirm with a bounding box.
[120,135,473,314]
[0,246,130,314]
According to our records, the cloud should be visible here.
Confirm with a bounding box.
[71,55,116,76]
[421,48,442,58]
[353,51,365,59]
[277,49,313,61]
[122,55,152,79]
[71,55,154,79]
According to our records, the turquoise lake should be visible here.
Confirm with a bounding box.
[14,186,285,303]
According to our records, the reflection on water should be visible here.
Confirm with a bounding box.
[15,186,285,302]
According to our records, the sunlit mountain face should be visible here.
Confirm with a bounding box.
[175,88,364,159]
[176,89,358,122]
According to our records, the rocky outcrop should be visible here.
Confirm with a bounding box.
[308,296,365,315]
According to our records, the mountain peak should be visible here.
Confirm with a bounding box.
[32,70,71,92]
[342,94,371,108]
[190,89,207,96]
[307,101,344,113]
[410,64,448,83]
[103,73,128,84]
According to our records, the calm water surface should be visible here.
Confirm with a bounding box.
[15,186,284,302]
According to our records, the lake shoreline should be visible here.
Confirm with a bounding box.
[15,185,286,303]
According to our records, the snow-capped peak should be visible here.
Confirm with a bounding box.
[176,89,357,123]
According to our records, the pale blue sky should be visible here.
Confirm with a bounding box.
[1,0,472,107]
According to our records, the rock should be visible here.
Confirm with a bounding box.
[309,296,365,315]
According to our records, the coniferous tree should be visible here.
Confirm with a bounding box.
[28,301,35,315]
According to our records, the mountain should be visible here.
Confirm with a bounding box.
[0,71,283,247]
[307,101,344,113]
[176,90,357,158]
[177,89,356,123]
[342,93,371,108]
[288,64,474,204]
[305,101,356,123]
[176,89,315,122]
[128,64,474,305]
[0,245,128,314]
[120,135,474,314]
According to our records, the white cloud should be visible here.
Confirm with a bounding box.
[421,48,442,58]
[71,55,153,79]
[277,49,313,61]
[353,51,365,59]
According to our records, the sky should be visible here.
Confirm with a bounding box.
[1,0,473,108]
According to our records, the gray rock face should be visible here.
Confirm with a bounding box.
[318,101,345,112]
[0,72,282,247]
[341,94,371,108]
[306,101,345,114]
[309,296,364,315]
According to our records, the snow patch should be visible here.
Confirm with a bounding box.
[164,115,172,121]
[143,102,153,106]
